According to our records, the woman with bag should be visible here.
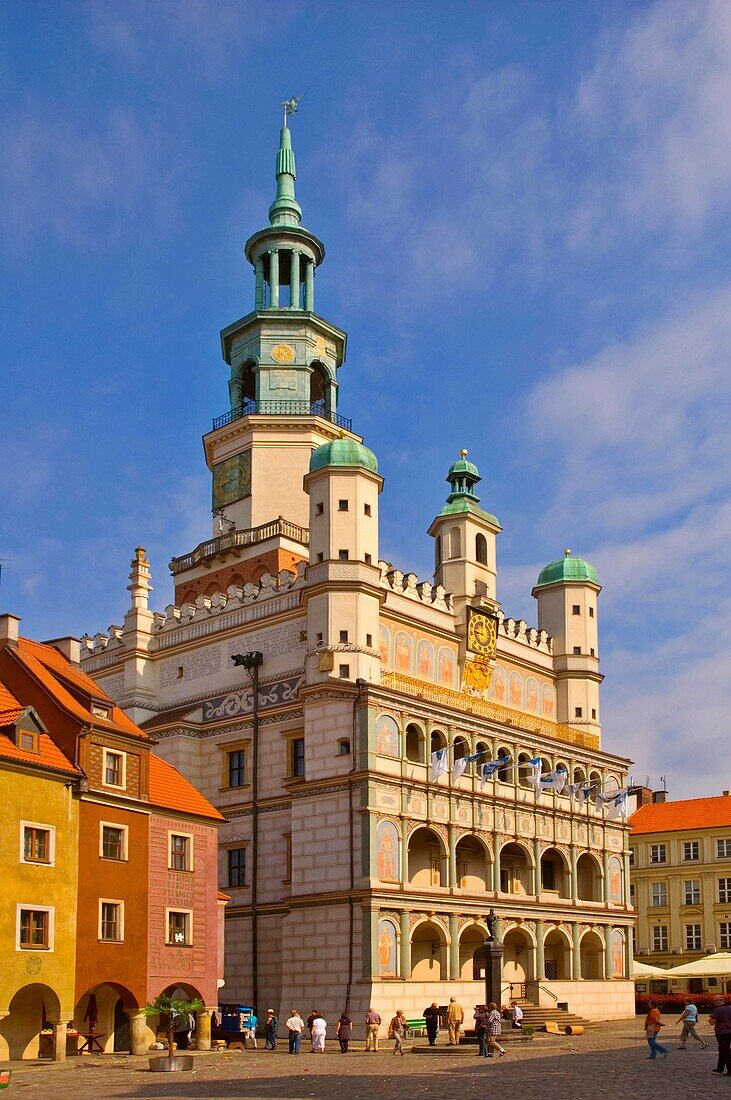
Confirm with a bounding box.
[644,1000,670,1059]
[389,1010,407,1055]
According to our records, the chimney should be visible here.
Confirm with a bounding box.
[723,791,730,797]
[0,613,20,646]
[632,786,653,807]
[652,790,667,804]
[45,636,81,666]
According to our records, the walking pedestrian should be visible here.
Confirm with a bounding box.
[286,1009,304,1054]
[264,1009,278,1050]
[644,1000,670,1059]
[447,997,464,1045]
[510,1001,523,1029]
[473,1005,489,1058]
[365,1007,381,1051]
[709,995,731,1075]
[423,1003,440,1046]
[486,1002,507,1057]
[310,1012,327,1053]
[389,1010,407,1056]
[336,1012,352,1053]
[676,999,707,1050]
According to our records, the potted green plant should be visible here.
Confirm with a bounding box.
[143,993,204,1072]
[522,1025,536,1040]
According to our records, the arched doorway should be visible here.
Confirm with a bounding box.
[458,923,486,980]
[0,984,61,1060]
[576,853,603,901]
[309,362,330,414]
[407,827,446,887]
[503,927,534,987]
[411,920,447,980]
[544,928,571,980]
[455,836,489,892]
[579,931,605,979]
[73,983,138,1055]
[405,722,425,763]
[153,984,205,1051]
[500,842,532,895]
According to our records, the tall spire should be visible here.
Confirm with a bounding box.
[269,99,302,228]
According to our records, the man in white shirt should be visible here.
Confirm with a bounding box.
[286,1009,305,1054]
[511,1002,523,1029]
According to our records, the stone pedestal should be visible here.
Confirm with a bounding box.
[51,1022,67,1062]
[483,939,504,1007]
[130,1011,148,1056]
[196,1009,214,1051]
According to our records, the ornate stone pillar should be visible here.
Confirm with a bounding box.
[626,929,634,978]
[570,845,579,902]
[269,249,280,308]
[623,850,631,909]
[604,929,614,981]
[603,851,611,904]
[493,833,502,894]
[534,839,542,896]
[449,914,460,980]
[448,825,457,889]
[304,259,314,311]
[51,1020,68,1062]
[400,911,411,978]
[535,921,546,981]
[255,258,265,309]
[290,249,300,309]
[572,922,582,979]
[197,1008,215,1051]
[369,911,380,977]
[130,1010,148,1056]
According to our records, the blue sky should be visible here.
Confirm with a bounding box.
[1,0,730,798]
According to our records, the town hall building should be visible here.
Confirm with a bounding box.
[79,115,635,1024]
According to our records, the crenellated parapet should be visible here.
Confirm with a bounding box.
[379,562,453,613]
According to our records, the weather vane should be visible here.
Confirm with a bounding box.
[282,96,302,127]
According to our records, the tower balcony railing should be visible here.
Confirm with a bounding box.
[212,398,352,432]
[170,518,309,575]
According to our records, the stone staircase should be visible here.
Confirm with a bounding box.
[514,1001,595,1032]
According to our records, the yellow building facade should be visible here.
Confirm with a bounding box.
[0,694,80,1061]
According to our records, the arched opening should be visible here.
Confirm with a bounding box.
[435,535,441,568]
[458,924,486,980]
[475,533,487,565]
[555,761,569,794]
[411,920,447,980]
[588,770,602,803]
[576,853,603,902]
[500,842,532,895]
[540,847,570,898]
[430,728,447,755]
[503,927,534,985]
[455,835,489,892]
[517,752,534,788]
[0,984,61,1060]
[240,360,256,405]
[475,741,490,775]
[453,735,469,761]
[497,747,512,783]
[73,983,139,1055]
[405,722,425,763]
[573,765,586,785]
[309,362,329,413]
[152,984,205,1050]
[579,931,604,979]
[544,928,571,981]
[449,526,461,559]
[407,827,446,888]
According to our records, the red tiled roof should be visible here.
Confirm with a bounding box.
[630,795,731,835]
[0,682,24,726]
[147,753,223,821]
[0,679,79,775]
[217,891,231,902]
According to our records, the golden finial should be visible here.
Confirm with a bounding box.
[563,548,571,557]
[460,448,468,458]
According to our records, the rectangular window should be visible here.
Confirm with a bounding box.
[338,549,349,560]
[718,878,731,904]
[629,883,636,902]
[283,833,292,884]
[572,605,581,615]
[18,907,51,950]
[316,502,324,515]
[683,880,701,905]
[339,630,349,643]
[339,664,350,678]
[683,841,700,861]
[23,825,51,864]
[717,839,731,859]
[99,901,123,942]
[591,708,597,719]
[573,646,581,655]
[228,848,246,888]
[103,749,125,788]
[720,922,731,950]
[649,844,667,864]
[364,503,372,516]
[316,552,323,562]
[167,910,192,945]
[685,923,702,951]
[365,552,372,564]
[589,606,594,617]
[100,824,126,861]
[366,633,373,647]
[574,707,583,718]
[292,737,305,778]
[169,834,191,872]
[651,882,667,907]
[338,499,349,511]
[629,848,635,865]
[652,925,668,952]
[19,730,38,752]
[228,749,245,787]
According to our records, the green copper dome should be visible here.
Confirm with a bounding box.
[309,436,379,473]
[535,550,599,588]
[447,455,480,481]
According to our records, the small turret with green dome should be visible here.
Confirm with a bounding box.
[309,435,379,474]
[435,450,501,529]
[535,549,599,589]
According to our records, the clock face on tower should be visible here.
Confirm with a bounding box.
[466,608,498,658]
[212,451,251,509]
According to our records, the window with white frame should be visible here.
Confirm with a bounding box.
[649,844,667,864]
[99,900,124,942]
[651,882,667,907]
[100,823,127,861]
[167,909,192,945]
[21,822,54,865]
[683,879,701,905]
[720,922,731,950]
[169,833,192,872]
[718,878,731,904]
[652,925,668,952]
[685,923,702,951]
[17,905,54,950]
[717,839,731,859]
[102,749,126,788]
[682,840,700,861]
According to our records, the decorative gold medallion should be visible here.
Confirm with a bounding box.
[271,342,295,364]
[462,656,494,694]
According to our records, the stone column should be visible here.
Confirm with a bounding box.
[400,911,411,978]
[51,1021,68,1062]
[269,249,280,308]
[449,914,459,980]
[493,834,502,894]
[570,846,579,902]
[604,929,614,981]
[534,839,542,896]
[130,1010,148,1056]
[626,930,634,978]
[304,259,314,311]
[571,922,582,979]
[197,1008,215,1051]
[603,852,611,904]
[483,939,504,1008]
[448,825,457,889]
[255,257,265,309]
[623,851,631,908]
[535,921,546,981]
[369,911,380,977]
[290,249,300,309]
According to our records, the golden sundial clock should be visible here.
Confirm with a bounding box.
[466,608,498,659]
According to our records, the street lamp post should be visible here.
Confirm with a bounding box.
[231,651,263,1019]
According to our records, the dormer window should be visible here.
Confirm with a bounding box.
[92,703,111,719]
[17,728,39,753]
[103,749,126,789]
